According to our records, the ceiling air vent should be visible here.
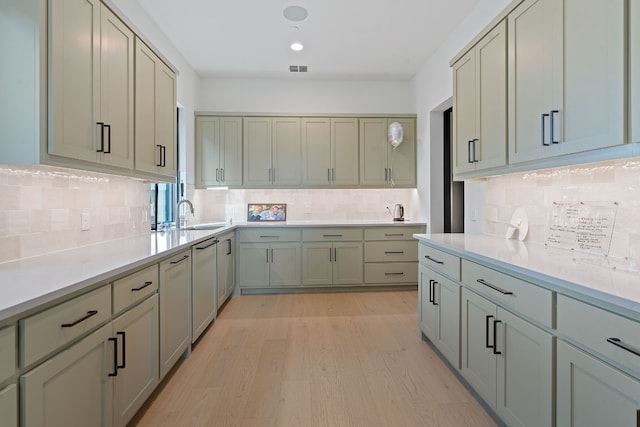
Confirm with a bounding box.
[289,65,309,73]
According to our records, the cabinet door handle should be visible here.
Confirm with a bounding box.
[550,110,559,144]
[162,145,167,167]
[96,122,105,153]
[331,168,335,181]
[468,140,473,163]
[385,251,404,254]
[104,124,111,154]
[328,168,331,182]
[476,278,513,295]
[485,315,494,349]
[424,255,444,265]
[389,168,392,181]
[329,247,332,262]
[472,139,479,162]
[259,235,279,238]
[271,248,274,263]
[60,310,98,328]
[272,168,276,183]
[196,240,218,250]
[265,248,269,263]
[428,279,434,303]
[432,280,439,305]
[170,255,190,265]
[221,168,225,182]
[216,168,220,182]
[323,234,343,238]
[226,239,232,255]
[156,144,163,166]
[606,338,640,357]
[493,319,502,355]
[384,272,405,276]
[131,281,153,292]
[116,331,126,369]
[541,113,550,146]
[108,337,118,377]
[385,233,404,237]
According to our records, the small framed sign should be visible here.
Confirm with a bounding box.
[247,204,286,222]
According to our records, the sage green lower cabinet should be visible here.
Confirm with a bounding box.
[0,384,17,427]
[21,323,114,427]
[419,265,460,368]
[159,251,191,379]
[301,242,363,286]
[461,288,554,427]
[557,340,640,427]
[216,232,235,308]
[191,238,217,343]
[238,243,301,288]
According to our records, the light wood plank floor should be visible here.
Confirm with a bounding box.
[129,290,497,427]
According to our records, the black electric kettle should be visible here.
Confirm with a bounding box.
[392,204,404,221]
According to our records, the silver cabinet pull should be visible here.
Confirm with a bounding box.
[424,255,444,265]
[476,278,513,295]
[550,110,559,144]
[61,310,98,328]
[541,113,550,146]
[170,255,190,265]
[606,338,640,357]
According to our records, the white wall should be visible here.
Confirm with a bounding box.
[411,0,512,233]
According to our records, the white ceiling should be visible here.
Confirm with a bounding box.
[135,0,481,80]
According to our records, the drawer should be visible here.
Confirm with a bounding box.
[462,260,553,328]
[0,326,15,383]
[113,264,159,314]
[558,295,640,377]
[302,227,362,242]
[20,285,112,368]
[364,241,417,262]
[418,244,461,280]
[364,262,418,284]
[365,226,425,241]
[239,228,300,242]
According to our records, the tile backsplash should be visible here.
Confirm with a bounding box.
[0,165,150,263]
[482,158,640,260]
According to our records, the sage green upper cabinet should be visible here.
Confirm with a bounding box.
[134,38,177,180]
[453,20,507,176]
[359,118,416,187]
[632,0,640,143]
[195,116,243,188]
[508,0,625,164]
[302,118,359,186]
[243,117,301,187]
[49,0,134,169]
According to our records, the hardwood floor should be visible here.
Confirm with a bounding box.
[129,290,496,427]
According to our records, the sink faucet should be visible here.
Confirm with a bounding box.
[176,199,194,229]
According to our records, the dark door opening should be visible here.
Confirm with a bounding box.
[443,107,464,233]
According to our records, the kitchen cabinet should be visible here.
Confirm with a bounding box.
[159,251,191,379]
[112,295,159,427]
[359,118,416,187]
[191,238,218,343]
[134,38,177,179]
[21,323,114,427]
[0,384,17,427]
[364,226,423,285]
[302,242,363,286]
[243,117,301,187]
[632,0,640,144]
[195,116,243,188]
[452,20,506,176]
[0,325,15,384]
[301,118,359,186]
[557,340,640,427]
[508,0,625,164]
[216,232,235,308]
[49,0,134,169]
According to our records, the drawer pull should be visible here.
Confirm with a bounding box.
[385,233,404,237]
[477,279,513,295]
[259,235,280,238]
[485,315,494,349]
[170,255,190,264]
[61,310,98,328]
[131,281,153,292]
[196,239,218,250]
[493,319,502,355]
[606,338,640,357]
[323,234,343,237]
[385,251,405,254]
[424,255,444,265]
[384,272,405,276]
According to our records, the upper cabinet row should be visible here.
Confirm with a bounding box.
[1,0,177,181]
[195,116,416,189]
[452,0,632,180]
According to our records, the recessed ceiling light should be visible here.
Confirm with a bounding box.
[290,42,304,51]
[283,5,308,22]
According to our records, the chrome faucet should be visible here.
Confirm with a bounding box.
[176,199,194,229]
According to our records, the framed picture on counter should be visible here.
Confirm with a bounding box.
[247,203,286,222]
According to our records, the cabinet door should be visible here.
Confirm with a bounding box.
[433,274,461,369]
[156,60,177,177]
[49,0,101,163]
[633,0,640,144]
[461,288,497,407]
[192,239,217,342]
[419,267,438,340]
[159,252,191,379]
[557,340,640,427]
[112,295,159,427]
[302,118,332,186]
[333,242,363,285]
[243,118,272,186]
[387,118,416,186]
[224,234,236,297]
[302,243,333,286]
[238,243,270,288]
[359,119,388,185]
[217,236,234,306]
[220,117,243,186]
[21,323,113,427]
[508,0,559,163]
[0,384,17,427]
[270,243,301,287]
[331,118,359,186]
[453,50,477,174]
[195,116,221,187]
[496,308,553,427]
[98,5,134,169]
[272,118,301,186]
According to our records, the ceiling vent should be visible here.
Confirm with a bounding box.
[289,65,309,73]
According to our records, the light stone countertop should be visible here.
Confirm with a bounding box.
[0,221,425,323]
[414,233,640,321]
